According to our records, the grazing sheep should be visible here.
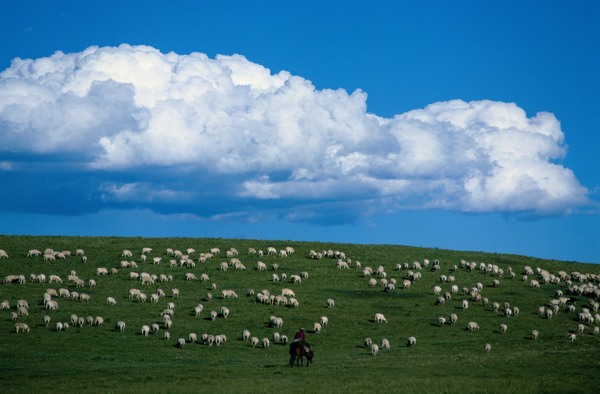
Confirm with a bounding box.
[43,315,51,326]
[313,322,322,333]
[374,313,388,324]
[500,324,508,333]
[381,338,390,349]
[407,336,417,347]
[194,304,204,317]
[250,336,260,347]
[371,344,379,356]
[484,343,492,352]
[221,306,230,319]
[172,288,180,298]
[189,332,198,343]
[141,325,150,336]
[568,333,576,342]
[320,316,329,327]
[438,316,446,326]
[462,300,469,309]
[262,338,270,348]
[95,316,104,326]
[578,324,586,334]
[210,311,218,321]
[467,322,480,331]
[107,297,117,306]
[15,323,30,333]
[450,313,458,325]
[242,330,251,341]
[177,338,186,348]
[327,299,335,308]
[164,331,171,340]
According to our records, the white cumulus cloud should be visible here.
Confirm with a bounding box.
[0,44,589,219]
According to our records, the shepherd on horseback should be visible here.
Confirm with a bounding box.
[289,328,314,367]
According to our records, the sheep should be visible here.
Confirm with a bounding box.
[484,343,492,353]
[15,323,29,333]
[251,337,260,347]
[242,329,251,342]
[462,300,469,309]
[320,316,329,327]
[221,306,230,319]
[290,275,302,284]
[172,288,180,298]
[262,338,270,348]
[371,344,379,356]
[374,313,388,324]
[450,313,458,325]
[95,316,104,326]
[327,299,335,308]
[141,325,150,336]
[364,337,373,347]
[381,338,390,349]
[273,332,281,343]
[313,322,322,333]
[194,304,204,317]
[578,324,586,334]
[467,322,480,331]
[568,333,577,342]
[56,322,64,332]
[500,324,508,333]
[0,249,8,259]
[189,332,198,343]
[115,321,126,332]
[0,300,10,310]
[10,312,18,321]
[210,311,218,321]
[407,336,417,347]
[43,315,51,326]
[96,267,109,276]
[281,288,295,297]
[27,249,42,257]
[107,297,117,306]
[438,316,446,326]
[48,275,62,284]
[177,338,186,348]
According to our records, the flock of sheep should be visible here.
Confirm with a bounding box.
[1,243,599,361]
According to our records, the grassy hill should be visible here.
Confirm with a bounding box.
[0,235,598,393]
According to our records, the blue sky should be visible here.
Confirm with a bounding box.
[0,1,598,263]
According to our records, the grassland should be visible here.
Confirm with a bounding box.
[0,235,598,393]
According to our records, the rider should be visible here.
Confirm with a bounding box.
[294,328,306,342]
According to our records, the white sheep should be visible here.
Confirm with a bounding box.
[327,299,335,308]
[313,322,322,333]
[251,337,260,347]
[210,311,218,321]
[364,337,373,347]
[107,297,117,306]
[189,332,198,343]
[438,316,446,326]
[500,324,508,333]
[462,300,469,309]
[407,336,417,347]
[43,315,51,326]
[320,316,329,327]
[371,344,379,355]
[381,338,390,349]
[568,333,576,342]
[374,313,387,324]
[450,313,458,325]
[467,322,480,331]
[221,306,230,319]
[141,325,150,336]
[484,343,492,352]
[177,338,186,348]
[242,329,251,341]
[15,323,30,333]
[262,338,270,348]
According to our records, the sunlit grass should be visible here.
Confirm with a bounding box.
[0,235,598,393]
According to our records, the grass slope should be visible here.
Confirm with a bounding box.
[0,235,598,393]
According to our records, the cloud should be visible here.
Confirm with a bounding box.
[0,44,590,221]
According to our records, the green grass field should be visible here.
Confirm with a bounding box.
[0,235,598,393]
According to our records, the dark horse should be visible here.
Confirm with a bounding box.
[289,340,314,367]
